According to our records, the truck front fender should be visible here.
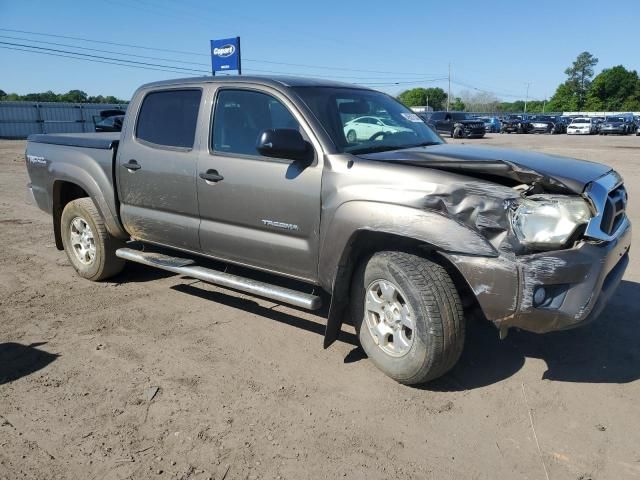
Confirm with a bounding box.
[319,201,498,348]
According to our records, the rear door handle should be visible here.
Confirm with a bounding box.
[123,160,141,171]
[199,170,224,183]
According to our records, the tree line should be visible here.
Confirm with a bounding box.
[398,52,640,113]
[0,88,127,104]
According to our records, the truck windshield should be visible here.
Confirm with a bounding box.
[292,87,443,154]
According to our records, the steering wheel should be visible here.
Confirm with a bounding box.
[368,131,387,141]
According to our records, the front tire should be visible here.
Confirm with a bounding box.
[351,251,465,385]
[346,129,357,143]
[60,198,125,281]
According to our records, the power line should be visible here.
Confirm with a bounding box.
[0,45,204,75]
[0,28,446,78]
[0,35,445,81]
[0,34,211,67]
[0,41,446,87]
[0,41,210,74]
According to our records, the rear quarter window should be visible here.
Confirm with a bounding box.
[136,89,202,148]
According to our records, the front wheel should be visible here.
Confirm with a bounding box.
[60,198,125,281]
[351,251,465,385]
[346,129,357,143]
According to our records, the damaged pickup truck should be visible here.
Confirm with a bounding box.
[25,76,631,384]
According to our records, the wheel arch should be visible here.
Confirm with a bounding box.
[322,225,489,349]
[52,180,90,250]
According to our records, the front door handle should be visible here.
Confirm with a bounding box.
[123,160,141,171]
[199,170,224,183]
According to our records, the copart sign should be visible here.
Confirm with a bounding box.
[210,37,241,74]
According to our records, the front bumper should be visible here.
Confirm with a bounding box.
[567,129,591,135]
[530,125,552,133]
[444,220,631,333]
[600,127,625,134]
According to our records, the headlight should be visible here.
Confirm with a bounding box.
[511,195,592,249]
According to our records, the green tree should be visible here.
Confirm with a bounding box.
[546,82,579,112]
[564,51,598,109]
[397,87,447,110]
[104,95,125,104]
[621,80,640,111]
[584,66,639,111]
[496,100,525,112]
[0,89,6,100]
[450,97,465,111]
[60,89,89,103]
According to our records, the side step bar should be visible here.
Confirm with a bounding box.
[115,247,322,310]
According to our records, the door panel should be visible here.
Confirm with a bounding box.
[197,88,322,281]
[117,88,202,250]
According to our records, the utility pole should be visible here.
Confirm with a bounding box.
[524,82,530,113]
[542,98,546,113]
[447,63,451,112]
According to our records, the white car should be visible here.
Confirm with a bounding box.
[567,118,596,135]
[344,116,412,142]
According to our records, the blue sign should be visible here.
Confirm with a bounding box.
[210,37,241,75]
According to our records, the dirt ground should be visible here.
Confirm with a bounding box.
[1,133,639,480]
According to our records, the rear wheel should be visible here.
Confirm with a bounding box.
[351,251,465,384]
[60,198,125,281]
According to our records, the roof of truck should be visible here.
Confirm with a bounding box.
[139,75,373,90]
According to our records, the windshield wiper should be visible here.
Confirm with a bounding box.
[349,141,440,155]
[348,145,407,155]
[404,141,441,148]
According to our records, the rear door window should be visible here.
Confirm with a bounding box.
[136,89,202,148]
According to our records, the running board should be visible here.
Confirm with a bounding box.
[115,247,322,310]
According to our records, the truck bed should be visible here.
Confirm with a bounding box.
[25,132,126,242]
[27,132,120,150]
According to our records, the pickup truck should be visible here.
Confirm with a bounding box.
[427,111,486,138]
[25,76,631,385]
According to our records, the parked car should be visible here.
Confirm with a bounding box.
[95,115,124,132]
[567,117,596,135]
[500,114,532,134]
[529,115,566,134]
[343,116,412,142]
[591,117,605,134]
[427,111,486,138]
[24,76,631,385]
[480,116,501,133]
[599,114,635,135]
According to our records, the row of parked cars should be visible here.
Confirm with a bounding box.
[93,106,639,142]
[415,110,640,139]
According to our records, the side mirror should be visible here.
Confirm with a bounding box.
[256,129,312,162]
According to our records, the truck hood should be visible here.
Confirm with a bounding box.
[358,144,611,193]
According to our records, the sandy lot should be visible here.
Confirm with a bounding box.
[1,134,639,480]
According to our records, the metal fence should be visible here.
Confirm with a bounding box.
[0,101,128,139]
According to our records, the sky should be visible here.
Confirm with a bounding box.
[1,0,639,102]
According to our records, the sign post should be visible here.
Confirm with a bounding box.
[210,37,241,76]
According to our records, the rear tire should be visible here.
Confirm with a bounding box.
[60,198,125,281]
[351,251,465,385]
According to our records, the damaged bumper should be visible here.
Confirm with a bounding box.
[444,220,631,333]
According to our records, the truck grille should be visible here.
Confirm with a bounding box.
[584,172,628,241]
